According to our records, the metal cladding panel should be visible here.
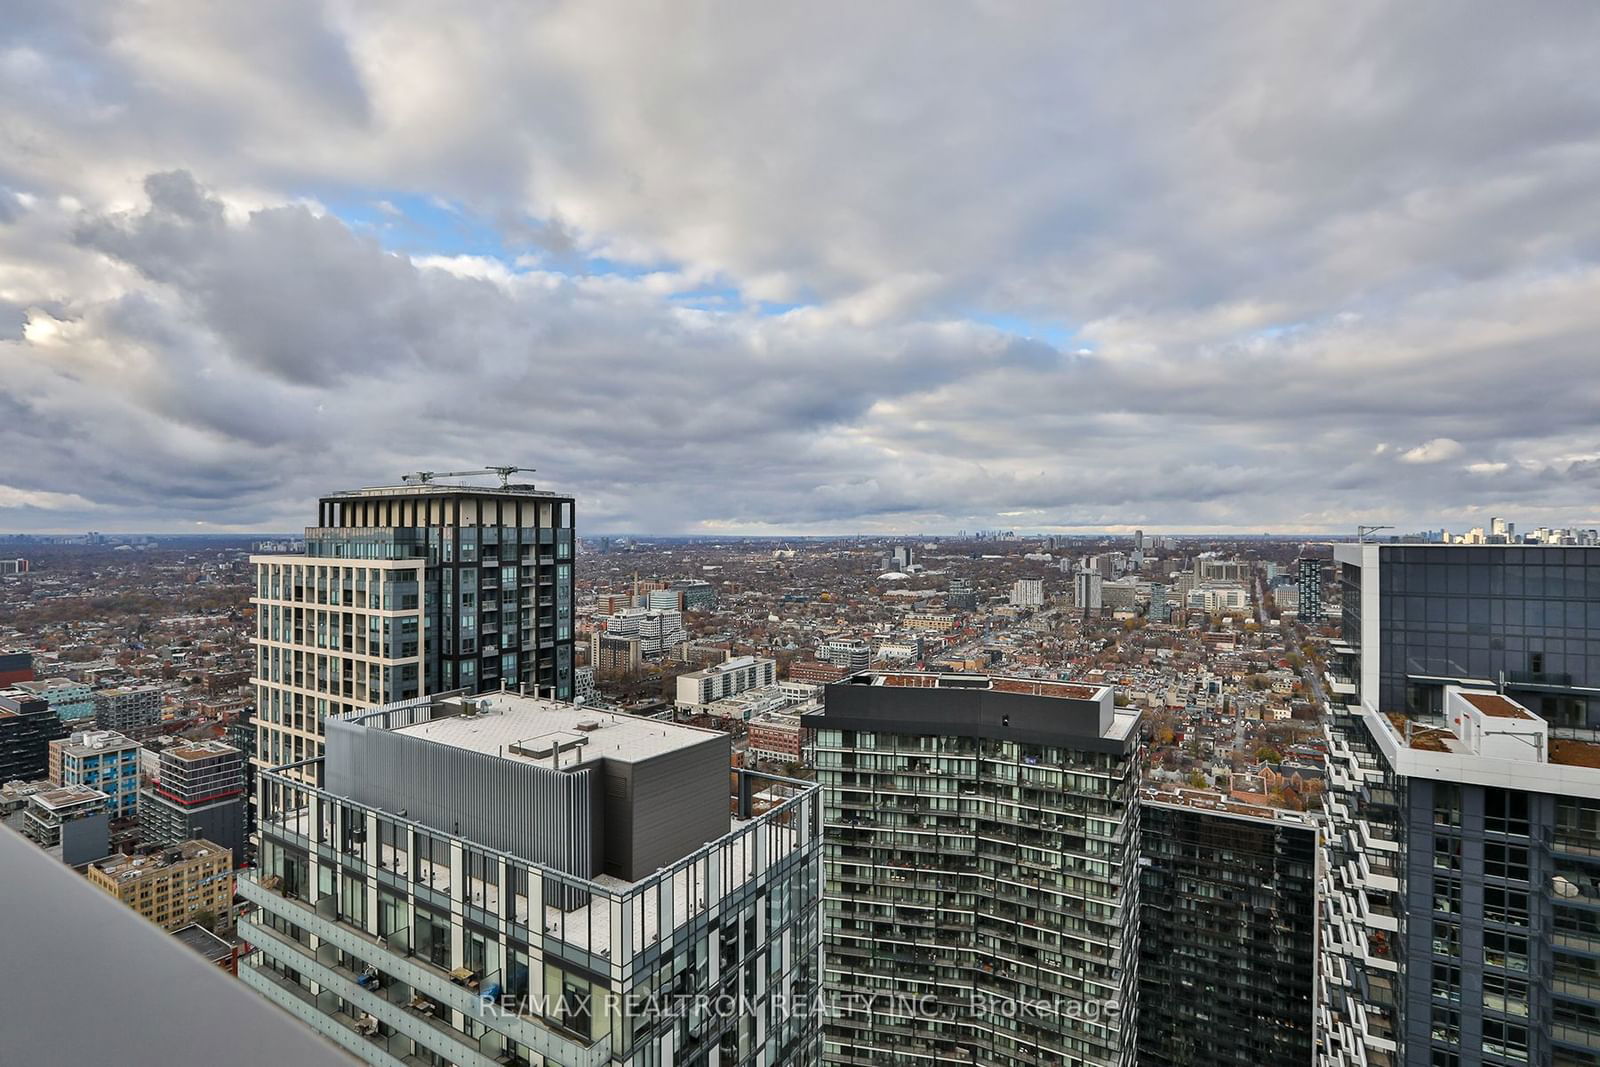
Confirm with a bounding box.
[820,680,1133,753]
[324,718,596,878]
[605,735,732,882]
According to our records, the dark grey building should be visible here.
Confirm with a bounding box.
[322,690,731,883]
[1321,542,1600,1067]
[0,693,67,783]
[92,686,162,734]
[1298,555,1324,624]
[1136,791,1319,1066]
[311,479,577,700]
[810,673,1145,1067]
[140,740,246,865]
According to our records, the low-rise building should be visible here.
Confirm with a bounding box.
[49,729,141,818]
[87,839,234,931]
[21,784,110,865]
[789,659,851,685]
[675,654,778,710]
[747,706,815,764]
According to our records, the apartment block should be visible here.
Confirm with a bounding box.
[92,685,162,734]
[675,655,778,711]
[819,639,871,674]
[15,678,95,721]
[141,739,247,865]
[592,633,644,674]
[596,607,685,658]
[810,673,1144,1066]
[49,729,141,818]
[87,839,234,931]
[240,690,823,1066]
[0,692,68,783]
[1009,578,1045,608]
[251,478,577,775]
[21,784,110,865]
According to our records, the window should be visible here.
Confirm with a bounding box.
[1483,974,1529,1017]
[1484,843,1529,881]
[1485,931,1530,973]
[1484,887,1530,927]
[1484,788,1531,837]
[1432,963,1461,1003]
[1432,784,1461,828]
[1481,1020,1528,1062]
[1433,878,1461,916]
[414,833,450,891]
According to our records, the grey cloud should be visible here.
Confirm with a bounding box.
[2,8,1600,533]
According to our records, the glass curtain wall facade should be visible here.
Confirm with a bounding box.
[1136,798,1319,1066]
[1320,543,1600,1067]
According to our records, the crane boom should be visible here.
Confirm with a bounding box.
[401,466,538,488]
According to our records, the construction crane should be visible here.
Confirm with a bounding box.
[402,466,537,488]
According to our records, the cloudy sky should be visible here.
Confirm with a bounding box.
[3,2,1599,535]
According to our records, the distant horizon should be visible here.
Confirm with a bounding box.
[0,526,1567,543]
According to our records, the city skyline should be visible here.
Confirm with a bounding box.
[4,6,1600,535]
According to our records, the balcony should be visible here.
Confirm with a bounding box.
[242,916,499,1066]
[239,872,611,1067]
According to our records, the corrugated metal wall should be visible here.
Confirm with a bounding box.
[324,717,596,877]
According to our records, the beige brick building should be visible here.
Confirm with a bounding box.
[86,839,233,931]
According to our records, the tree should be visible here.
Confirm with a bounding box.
[1186,770,1208,789]
[1254,745,1281,764]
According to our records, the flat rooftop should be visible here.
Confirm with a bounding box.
[1139,786,1319,827]
[91,840,229,880]
[819,672,1138,752]
[1381,711,1600,770]
[57,731,138,755]
[171,923,234,963]
[165,740,240,762]
[1461,692,1534,720]
[393,693,726,770]
[32,785,107,810]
